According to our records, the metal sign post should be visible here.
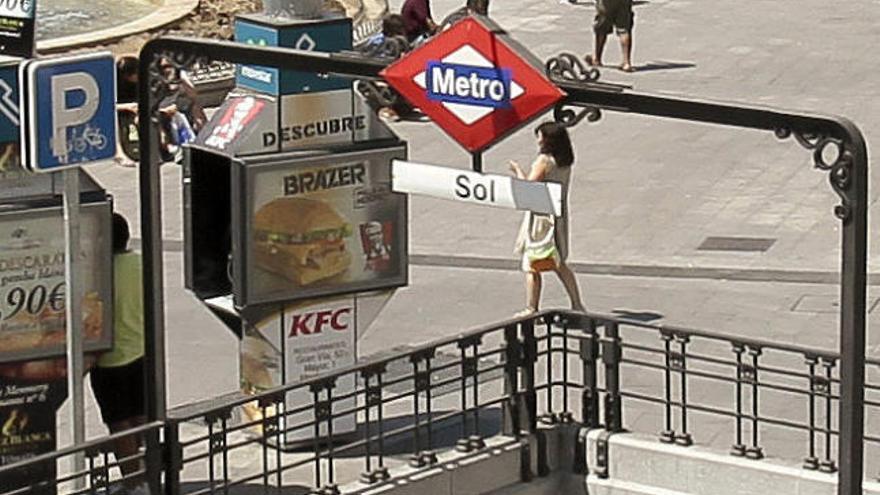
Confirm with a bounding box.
[62,167,85,486]
[18,51,117,486]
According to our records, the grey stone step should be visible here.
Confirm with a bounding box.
[584,429,880,495]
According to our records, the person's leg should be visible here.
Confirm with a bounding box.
[555,263,585,311]
[591,32,608,66]
[92,359,148,489]
[619,32,633,71]
[616,2,635,71]
[108,419,144,488]
[588,0,615,66]
[525,271,542,312]
[114,109,137,167]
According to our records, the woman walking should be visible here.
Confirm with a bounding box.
[509,122,585,315]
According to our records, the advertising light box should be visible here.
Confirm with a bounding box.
[0,0,36,58]
[238,295,359,446]
[232,145,408,307]
[0,201,113,363]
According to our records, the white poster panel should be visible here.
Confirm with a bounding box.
[282,296,357,444]
[270,89,374,150]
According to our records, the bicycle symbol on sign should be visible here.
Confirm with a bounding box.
[65,124,109,155]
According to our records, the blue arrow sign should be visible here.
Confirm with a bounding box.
[0,64,18,144]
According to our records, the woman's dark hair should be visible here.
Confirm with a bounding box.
[116,56,140,104]
[116,56,139,80]
[112,213,130,254]
[382,14,407,37]
[535,121,574,168]
[466,0,489,15]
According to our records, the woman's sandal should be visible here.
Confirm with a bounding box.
[514,308,538,318]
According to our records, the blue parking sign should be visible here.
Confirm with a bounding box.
[21,52,116,172]
[0,63,18,144]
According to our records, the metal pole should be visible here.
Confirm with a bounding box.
[836,127,868,495]
[63,168,85,486]
[472,153,482,173]
[138,56,167,423]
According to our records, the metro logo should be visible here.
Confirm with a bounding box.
[426,62,511,108]
[382,16,565,152]
[289,308,352,337]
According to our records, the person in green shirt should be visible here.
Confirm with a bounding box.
[90,213,147,494]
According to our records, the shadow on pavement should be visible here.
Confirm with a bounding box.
[567,0,649,6]
[611,309,664,322]
[179,482,311,494]
[633,61,696,72]
[281,408,504,458]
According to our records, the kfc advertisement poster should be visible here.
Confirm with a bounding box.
[238,145,407,306]
[195,93,277,156]
[0,203,112,363]
[282,296,356,443]
[238,296,358,445]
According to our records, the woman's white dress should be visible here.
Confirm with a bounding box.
[514,154,571,271]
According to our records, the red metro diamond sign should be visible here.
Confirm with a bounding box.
[381,16,566,153]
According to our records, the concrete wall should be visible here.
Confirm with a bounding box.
[337,423,579,495]
[333,423,880,495]
[585,429,880,495]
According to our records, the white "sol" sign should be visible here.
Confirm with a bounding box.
[392,160,562,215]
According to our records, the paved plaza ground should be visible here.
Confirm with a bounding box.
[53,0,880,478]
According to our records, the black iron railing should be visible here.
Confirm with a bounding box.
[1,310,879,494]
[0,422,163,495]
[545,310,880,476]
[161,312,556,495]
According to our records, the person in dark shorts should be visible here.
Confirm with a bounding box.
[585,0,634,72]
[90,213,147,494]
[401,0,437,43]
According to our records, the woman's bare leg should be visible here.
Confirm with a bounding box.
[555,263,585,311]
[526,271,542,311]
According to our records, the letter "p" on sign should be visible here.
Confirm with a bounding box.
[20,52,117,172]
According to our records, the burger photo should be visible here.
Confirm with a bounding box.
[253,197,353,286]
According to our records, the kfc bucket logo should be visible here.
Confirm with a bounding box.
[203,96,266,150]
[381,16,564,152]
[288,307,352,337]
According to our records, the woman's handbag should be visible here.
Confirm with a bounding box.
[524,213,558,272]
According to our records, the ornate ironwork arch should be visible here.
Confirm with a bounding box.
[544,52,862,226]
[137,38,868,495]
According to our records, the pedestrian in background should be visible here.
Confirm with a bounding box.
[114,55,140,167]
[401,0,437,43]
[466,0,489,15]
[90,213,148,495]
[585,0,635,72]
[509,122,586,315]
